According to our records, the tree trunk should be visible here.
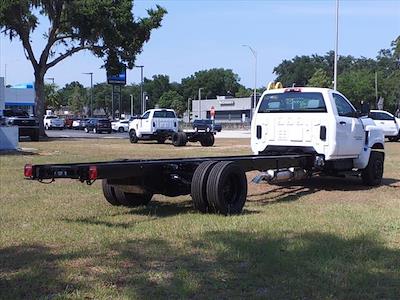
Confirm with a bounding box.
[34,70,47,137]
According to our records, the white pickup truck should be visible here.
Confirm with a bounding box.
[128,109,216,147]
[251,86,385,186]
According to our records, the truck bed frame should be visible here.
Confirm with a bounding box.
[24,153,315,215]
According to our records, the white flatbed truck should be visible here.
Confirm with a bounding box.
[24,86,385,215]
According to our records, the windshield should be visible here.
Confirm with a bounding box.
[258,92,327,113]
[153,110,176,118]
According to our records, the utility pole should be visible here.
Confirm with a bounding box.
[135,65,144,114]
[333,0,339,90]
[83,72,93,116]
[130,94,134,116]
[198,88,204,119]
[242,44,257,121]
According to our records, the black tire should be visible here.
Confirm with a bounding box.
[388,136,399,142]
[113,187,153,207]
[361,151,384,186]
[206,161,247,215]
[200,133,215,147]
[172,132,187,147]
[102,179,121,206]
[118,127,124,133]
[129,130,138,143]
[107,130,112,134]
[191,161,218,213]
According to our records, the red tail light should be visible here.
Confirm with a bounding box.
[88,165,98,180]
[24,164,33,178]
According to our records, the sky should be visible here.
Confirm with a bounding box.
[0,0,399,89]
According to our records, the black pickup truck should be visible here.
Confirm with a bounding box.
[3,109,39,141]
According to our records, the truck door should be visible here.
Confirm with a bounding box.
[332,93,364,157]
[139,111,152,134]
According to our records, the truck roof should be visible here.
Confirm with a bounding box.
[264,87,334,94]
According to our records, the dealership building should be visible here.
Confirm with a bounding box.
[191,96,259,123]
[2,81,35,114]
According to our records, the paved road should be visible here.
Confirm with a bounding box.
[46,129,251,139]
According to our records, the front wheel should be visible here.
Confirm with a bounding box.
[118,127,125,133]
[361,151,384,186]
[129,130,138,143]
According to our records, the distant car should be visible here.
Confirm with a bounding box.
[3,109,39,141]
[192,119,222,132]
[111,119,130,132]
[73,118,90,130]
[64,116,80,129]
[369,110,400,142]
[84,118,112,134]
[44,115,65,130]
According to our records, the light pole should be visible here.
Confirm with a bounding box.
[242,44,257,121]
[130,94,134,116]
[187,97,192,123]
[198,88,204,119]
[333,0,339,90]
[83,72,93,117]
[134,65,144,114]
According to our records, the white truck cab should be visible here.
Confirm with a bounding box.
[129,109,178,143]
[251,86,385,185]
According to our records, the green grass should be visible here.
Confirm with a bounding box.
[1,138,399,299]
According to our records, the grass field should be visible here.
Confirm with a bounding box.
[1,138,399,299]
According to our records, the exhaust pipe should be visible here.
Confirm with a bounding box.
[252,168,308,184]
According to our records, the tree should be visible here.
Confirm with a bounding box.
[158,90,185,116]
[68,85,86,115]
[0,1,166,136]
[181,68,243,100]
[307,68,332,88]
[44,83,61,110]
[143,75,171,108]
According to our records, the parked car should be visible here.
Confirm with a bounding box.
[192,119,222,132]
[369,110,400,142]
[44,115,65,130]
[73,118,90,130]
[64,116,80,129]
[84,118,112,133]
[111,119,130,132]
[3,109,39,141]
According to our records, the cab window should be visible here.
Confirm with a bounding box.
[141,112,150,119]
[333,93,355,117]
[369,112,393,121]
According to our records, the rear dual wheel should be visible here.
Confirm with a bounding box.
[200,133,215,147]
[172,132,187,147]
[191,161,247,215]
[102,179,152,207]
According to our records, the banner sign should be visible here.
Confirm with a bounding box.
[107,68,127,85]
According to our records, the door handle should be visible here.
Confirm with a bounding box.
[339,121,346,125]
